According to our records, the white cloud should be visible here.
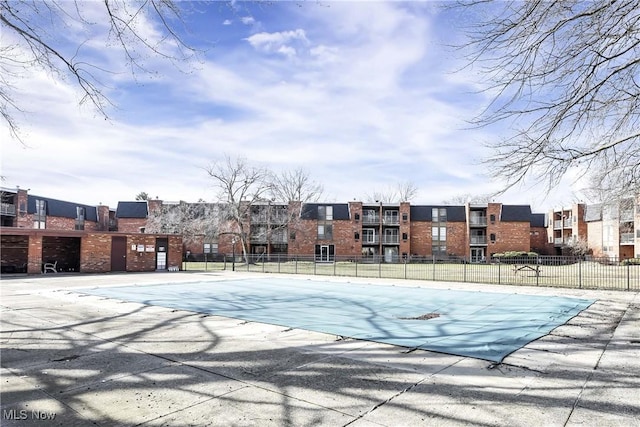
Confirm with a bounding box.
[0,2,581,212]
[241,16,255,25]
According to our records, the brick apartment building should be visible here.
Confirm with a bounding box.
[213,201,552,263]
[547,198,640,260]
[0,187,182,274]
[4,186,636,274]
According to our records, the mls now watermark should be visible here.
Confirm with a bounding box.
[3,409,57,421]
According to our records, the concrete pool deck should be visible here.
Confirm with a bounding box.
[1,271,639,426]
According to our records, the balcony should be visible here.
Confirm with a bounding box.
[553,220,562,229]
[362,214,380,225]
[382,235,399,244]
[469,216,487,227]
[470,236,487,245]
[1,203,16,216]
[362,236,380,244]
[563,218,574,228]
[383,216,399,225]
[620,233,634,245]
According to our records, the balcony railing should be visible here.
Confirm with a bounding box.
[362,215,380,225]
[554,238,564,246]
[554,220,562,229]
[620,233,634,244]
[382,235,399,244]
[563,218,574,228]
[383,217,399,225]
[362,236,380,244]
[469,216,487,226]
[0,203,16,216]
[470,236,487,245]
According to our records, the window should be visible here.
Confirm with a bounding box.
[354,232,360,240]
[432,226,446,241]
[490,233,496,242]
[289,231,296,241]
[354,213,360,221]
[34,199,46,228]
[490,214,496,223]
[204,243,218,254]
[362,228,377,243]
[432,208,446,222]
[402,232,408,241]
[317,224,333,240]
[75,207,85,230]
[402,213,408,221]
[318,205,333,220]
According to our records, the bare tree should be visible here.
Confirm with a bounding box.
[145,201,222,246]
[204,155,271,262]
[454,0,640,198]
[1,0,200,141]
[269,167,323,217]
[442,192,493,205]
[366,181,418,203]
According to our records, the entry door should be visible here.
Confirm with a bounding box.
[315,244,335,262]
[111,236,127,271]
[384,247,398,263]
[471,248,485,263]
[156,238,168,270]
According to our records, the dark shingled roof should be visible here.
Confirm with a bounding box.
[501,205,532,222]
[27,195,98,221]
[116,201,148,218]
[300,203,350,220]
[530,213,546,228]
[409,206,466,222]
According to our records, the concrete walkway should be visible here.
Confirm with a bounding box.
[1,271,639,426]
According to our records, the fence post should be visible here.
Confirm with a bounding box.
[314,259,317,275]
[498,261,501,285]
[355,258,358,277]
[334,259,337,276]
[578,258,582,289]
[463,257,467,282]
[628,263,631,291]
[379,258,382,278]
[432,255,435,281]
[278,254,281,273]
[295,257,298,274]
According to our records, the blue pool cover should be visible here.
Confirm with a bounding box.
[83,278,594,362]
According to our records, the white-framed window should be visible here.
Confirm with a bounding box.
[204,243,218,254]
[318,205,333,220]
[317,224,332,240]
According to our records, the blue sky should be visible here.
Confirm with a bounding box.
[1,1,584,211]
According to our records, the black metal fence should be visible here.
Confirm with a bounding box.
[182,254,640,291]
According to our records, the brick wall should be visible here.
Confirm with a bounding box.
[530,226,552,255]
[116,218,147,233]
[27,235,42,274]
[488,222,531,256]
[447,222,468,257]
[81,234,112,273]
[0,235,28,271]
[409,222,431,256]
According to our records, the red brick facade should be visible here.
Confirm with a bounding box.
[2,187,569,272]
